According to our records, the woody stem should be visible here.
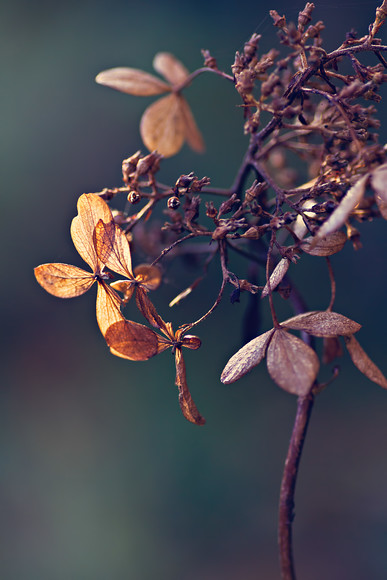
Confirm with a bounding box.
[278,392,315,580]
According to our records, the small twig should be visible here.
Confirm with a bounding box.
[151,233,196,266]
[174,66,234,92]
[266,229,280,328]
[325,257,336,312]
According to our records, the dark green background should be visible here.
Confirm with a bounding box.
[2,1,387,578]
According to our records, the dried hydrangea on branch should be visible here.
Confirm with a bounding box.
[35,2,387,578]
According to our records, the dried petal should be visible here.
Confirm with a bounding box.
[140,94,186,157]
[266,329,319,395]
[282,310,361,337]
[95,67,170,96]
[301,231,347,256]
[179,96,205,153]
[110,280,136,304]
[94,219,132,278]
[70,193,114,271]
[174,348,206,425]
[133,264,162,290]
[344,335,387,389]
[95,282,124,337]
[34,263,95,298]
[153,52,189,86]
[261,257,290,297]
[105,320,159,361]
[371,162,387,220]
[322,336,343,364]
[135,288,166,329]
[221,329,275,384]
[311,174,368,246]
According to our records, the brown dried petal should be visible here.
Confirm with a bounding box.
[344,335,387,389]
[105,319,159,361]
[261,257,290,298]
[322,336,343,364]
[174,349,206,425]
[266,329,319,395]
[281,310,361,337]
[179,96,205,153]
[95,67,170,96]
[34,263,95,298]
[311,174,368,247]
[301,231,347,256]
[94,219,133,278]
[135,288,166,329]
[133,264,162,291]
[153,52,189,86]
[70,193,114,271]
[371,162,387,220]
[110,280,136,304]
[95,282,124,337]
[221,329,275,384]
[140,94,186,157]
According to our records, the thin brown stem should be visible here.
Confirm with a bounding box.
[174,66,234,92]
[278,392,315,580]
[325,257,336,312]
[266,230,280,328]
[150,233,196,266]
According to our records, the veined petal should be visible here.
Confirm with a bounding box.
[96,281,124,337]
[174,348,206,425]
[95,67,170,96]
[140,94,186,157]
[153,52,189,86]
[266,329,319,395]
[94,219,133,278]
[110,280,136,304]
[133,264,162,291]
[34,263,95,298]
[70,194,114,271]
[104,319,159,361]
[179,96,205,153]
[135,288,166,329]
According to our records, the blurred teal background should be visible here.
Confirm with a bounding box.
[2,0,387,578]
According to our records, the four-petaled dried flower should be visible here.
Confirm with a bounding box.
[105,316,205,425]
[34,194,124,336]
[93,218,161,313]
[96,52,205,157]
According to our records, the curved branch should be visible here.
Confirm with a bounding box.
[278,392,315,580]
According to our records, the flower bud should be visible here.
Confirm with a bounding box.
[128,191,141,204]
[167,196,180,210]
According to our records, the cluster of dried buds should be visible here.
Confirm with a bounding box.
[36,2,387,422]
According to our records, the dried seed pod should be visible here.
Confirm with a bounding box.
[176,172,195,190]
[205,201,217,219]
[245,180,266,203]
[167,196,180,210]
[127,191,141,204]
[122,151,142,180]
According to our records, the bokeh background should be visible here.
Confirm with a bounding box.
[2,0,387,578]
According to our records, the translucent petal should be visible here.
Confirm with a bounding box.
[153,52,189,86]
[34,263,95,298]
[140,94,186,157]
[95,67,170,95]
[70,194,114,270]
